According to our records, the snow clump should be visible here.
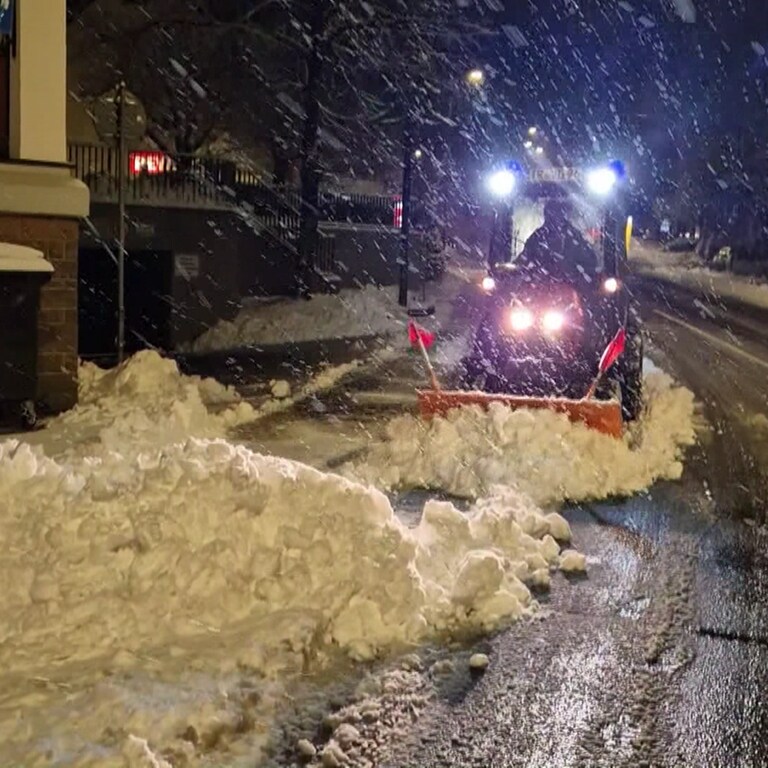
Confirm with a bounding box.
[271,379,292,399]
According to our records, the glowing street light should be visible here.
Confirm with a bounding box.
[528,126,538,136]
[534,146,544,155]
[413,148,423,160]
[523,140,534,149]
[466,68,485,86]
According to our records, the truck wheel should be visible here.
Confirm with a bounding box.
[618,308,644,422]
[459,355,505,393]
[459,354,493,391]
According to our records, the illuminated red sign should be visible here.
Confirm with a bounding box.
[129,151,173,176]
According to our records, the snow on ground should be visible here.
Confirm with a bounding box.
[183,264,475,355]
[631,245,768,310]
[0,455,573,765]
[349,372,697,505]
[301,661,436,768]
[1,350,581,765]
[49,350,257,455]
[21,351,362,459]
[185,285,407,353]
[2,340,694,765]
[0,438,576,764]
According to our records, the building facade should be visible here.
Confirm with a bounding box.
[0,0,89,411]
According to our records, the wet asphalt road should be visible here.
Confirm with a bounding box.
[376,272,768,768]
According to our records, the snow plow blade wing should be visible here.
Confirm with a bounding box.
[417,389,623,439]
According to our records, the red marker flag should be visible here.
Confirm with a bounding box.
[599,328,627,374]
[408,320,435,350]
[584,328,626,400]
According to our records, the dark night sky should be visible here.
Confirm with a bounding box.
[461,0,768,203]
[68,0,768,211]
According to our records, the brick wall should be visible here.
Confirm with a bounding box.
[0,214,79,411]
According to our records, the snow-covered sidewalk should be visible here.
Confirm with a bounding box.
[631,244,768,310]
[181,264,476,355]
[184,285,408,353]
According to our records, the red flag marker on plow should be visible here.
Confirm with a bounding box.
[408,321,435,349]
[585,328,626,400]
[408,320,440,391]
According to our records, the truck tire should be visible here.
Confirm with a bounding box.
[617,306,644,422]
[458,355,481,390]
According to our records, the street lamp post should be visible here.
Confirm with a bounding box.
[92,82,145,364]
[116,81,127,364]
[398,128,414,307]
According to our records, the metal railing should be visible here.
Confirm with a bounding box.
[68,143,397,225]
[68,143,260,207]
[69,142,396,290]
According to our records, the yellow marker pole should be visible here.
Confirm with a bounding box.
[625,215,634,258]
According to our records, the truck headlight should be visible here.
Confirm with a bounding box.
[509,307,534,332]
[542,310,565,333]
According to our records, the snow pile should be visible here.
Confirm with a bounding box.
[186,285,406,352]
[53,350,256,453]
[0,437,576,763]
[350,372,696,504]
[271,378,291,399]
[0,438,572,673]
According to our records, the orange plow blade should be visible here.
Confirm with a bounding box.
[417,389,623,439]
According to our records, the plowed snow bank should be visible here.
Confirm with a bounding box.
[350,372,696,504]
[0,439,573,676]
[53,350,256,452]
[1,351,582,765]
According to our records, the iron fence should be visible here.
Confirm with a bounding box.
[68,143,397,226]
